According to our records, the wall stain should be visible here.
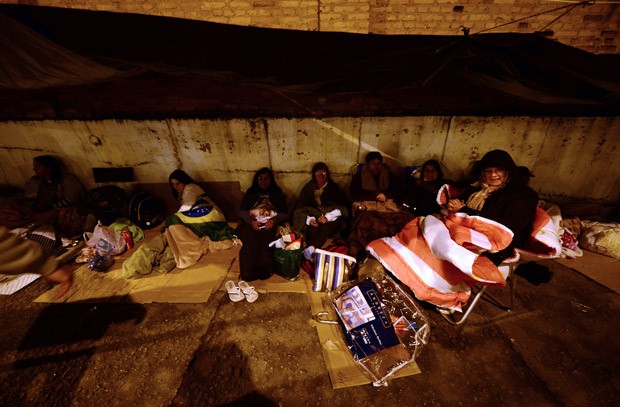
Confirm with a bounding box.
[89,135,102,146]
[199,142,212,153]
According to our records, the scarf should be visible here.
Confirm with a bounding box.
[465,180,503,211]
[361,165,390,193]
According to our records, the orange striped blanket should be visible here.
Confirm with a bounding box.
[366,213,514,312]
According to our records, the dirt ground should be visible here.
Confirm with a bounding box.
[1,258,619,407]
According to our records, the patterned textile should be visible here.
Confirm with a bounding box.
[366,213,514,312]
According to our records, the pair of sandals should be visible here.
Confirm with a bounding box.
[225,280,258,303]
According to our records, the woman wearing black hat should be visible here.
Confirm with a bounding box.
[447,149,538,264]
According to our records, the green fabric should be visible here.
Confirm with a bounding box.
[163,214,236,241]
[122,234,175,278]
[108,217,145,243]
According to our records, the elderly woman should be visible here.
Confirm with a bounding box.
[164,169,232,240]
[237,168,289,281]
[293,162,349,249]
[447,149,538,264]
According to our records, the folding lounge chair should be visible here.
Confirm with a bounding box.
[440,207,562,325]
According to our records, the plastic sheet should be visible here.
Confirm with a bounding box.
[328,260,430,386]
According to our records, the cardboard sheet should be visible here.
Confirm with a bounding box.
[556,250,620,295]
[34,224,242,303]
[0,273,41,295]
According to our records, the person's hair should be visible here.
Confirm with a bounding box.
[168,169,196,199]
[478,149,518,184]
[420,159,444,181]
[33,155,62,183]
[365,151,383,163]
[311,162,332,186]
[250,167,283,195]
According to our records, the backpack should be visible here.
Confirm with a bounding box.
[128,191,165,229]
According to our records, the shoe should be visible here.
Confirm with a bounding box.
[238,280,259,303]
[225,280,244,302]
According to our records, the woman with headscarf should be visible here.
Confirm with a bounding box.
[293,162,349,249]
[447,149,538,264]
[237,168,289,281]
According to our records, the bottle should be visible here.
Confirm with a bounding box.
[121,228,134,249]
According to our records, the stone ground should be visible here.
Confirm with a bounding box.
[1,258,619,407]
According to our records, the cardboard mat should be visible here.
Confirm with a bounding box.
[556,250,620,295]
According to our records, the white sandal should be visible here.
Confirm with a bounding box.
[238,280,259,303]
[225,280,244,302]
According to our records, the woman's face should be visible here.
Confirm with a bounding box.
[33,160,52,179]
[483,167,508,187]
[170,178,185,194]
[422,165,439,182]
[257,173,271,190]
[367,159,383,176]
[314,169,328,188]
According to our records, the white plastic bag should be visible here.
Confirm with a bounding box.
[86,223,126,255]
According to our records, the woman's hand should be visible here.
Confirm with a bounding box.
[376,193,387,203]
[317,215,328,224]
[309,218,319,227]
[263,219,275,230]
[447,199,465,213]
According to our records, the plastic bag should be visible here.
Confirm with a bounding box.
[328,261,430,386]
[87,252,115,272]
[86,223,126,255]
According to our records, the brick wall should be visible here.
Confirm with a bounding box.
[3,0,618,53]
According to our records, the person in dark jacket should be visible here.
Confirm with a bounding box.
[349,151,401,203]
[403,159,452,216]
[237,168,289,281]
[447,149,538,264]
[293,162,349,248]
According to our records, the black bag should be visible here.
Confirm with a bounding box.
[86,185,128,225]
[128,192,165,229]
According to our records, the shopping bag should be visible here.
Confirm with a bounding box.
[86,223,126,255]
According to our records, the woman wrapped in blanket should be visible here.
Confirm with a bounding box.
[237,168,289,281]
[293,162,349,249]
[164,169,234,241]
[447,149,538,264]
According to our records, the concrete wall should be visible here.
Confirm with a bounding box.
[1,116,619,206]
[0,0,617,54]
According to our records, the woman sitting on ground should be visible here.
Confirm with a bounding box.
[403,159,452,216]
[164,169,234,241]
[349,151,401,203]
[447,149,538,264]
[23,155,88,236]
[237,167,289,281]
[293,162,349,249]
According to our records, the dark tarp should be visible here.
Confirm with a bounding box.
[1,4,619,119]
